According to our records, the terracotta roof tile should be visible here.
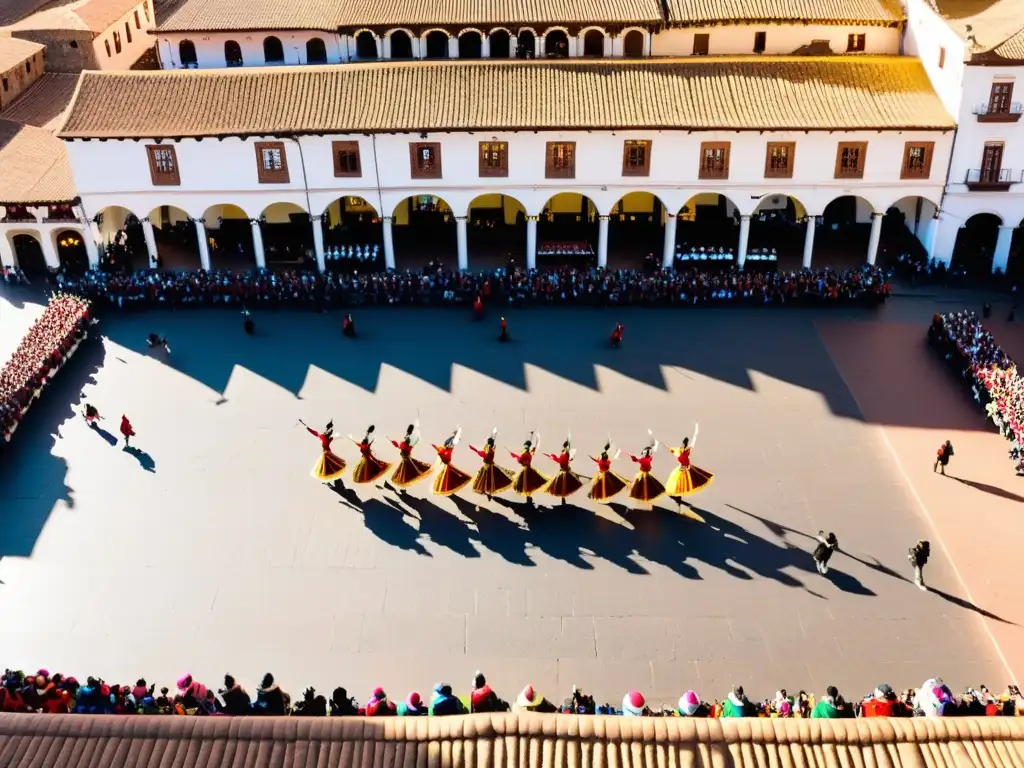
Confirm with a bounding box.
[0,37,43,73]
[0,73,80,130]
[930,0,1024,52]
[334,0,664,27]
[990,25,1024,59]
[156,0,349,32]
[0,0,51,26]
[0,119,75,203]
[72,0,147,32]
[58,56,954,139]
[665,0,904,25]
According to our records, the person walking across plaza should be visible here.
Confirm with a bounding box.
[119,415,135,447]
[610,323,624,348]
[934,440,954,475]
[342,314,356,338]
[812,531,839,575]
[498,317,509,342]
[909,540,930,590]
[242,307,254,335]
[82,403,101,426]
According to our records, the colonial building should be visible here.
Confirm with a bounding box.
[48,56,953,274]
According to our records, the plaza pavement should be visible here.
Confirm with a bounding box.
[0,288,1018,705]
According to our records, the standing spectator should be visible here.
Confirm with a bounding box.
[254,673,288,715]
[218,674,251,715]
[812,531,839,575]
[909,540,931,590]
[934,441,954,475]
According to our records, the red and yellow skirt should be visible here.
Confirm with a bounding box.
[351,453,392,484]
[433,462,473,496]
[472,463,516,496]
[311,450,346,482]
[513,466,549,496]
[587,470,630,502]
[391,455,433,488]
[665,465,713,496]
[628,471,666,503]
[546,469,583,498]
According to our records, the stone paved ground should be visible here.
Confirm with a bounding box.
[0,288,1016,706]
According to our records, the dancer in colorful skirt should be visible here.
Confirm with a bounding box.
[628,431,666,504]
[389,422,433,489]
[511,431,549,506]
[544,434,583,505]
[469,428,516,504]
[119,415,135,447]
[82,403,101,425]
[432,427,473,497]
[588,441,630,502]
[349,425,392,484]
[664,423,713,510]
[301,419,346,483]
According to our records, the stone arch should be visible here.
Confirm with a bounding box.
[306,37,327,64]
[489,28,512,58]
[263,35,284,64]
[458,29,483,58]
[544,28,569,58]
[201,203,255,268]
[54,229,89,274]
[321,195,383,270]
[354,30,378,59]
[259,202,312,268]
[390,194,457,269]
[672,192,742,260]
[388,29,414,59]
[582,27,606,57]
[516,28,536,58]
[424,29,449,58]
[466,193,528,265]
[885,195,940,256]
[952,212,1002,277]
[607,190,666,268]
[623,28,644,57]
[147,203,200,269]
[179,39,197,67]
[537,192,599,263]
[224,39,243,66]
[93,204,145,269]
[9,232,46,273]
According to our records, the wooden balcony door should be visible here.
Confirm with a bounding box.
[981,143,1003,183]
[989,83,1013,114]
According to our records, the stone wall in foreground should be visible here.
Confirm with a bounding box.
[2,713,1023,768]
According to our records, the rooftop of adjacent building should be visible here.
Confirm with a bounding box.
[0,35,44,72]
[2,0,144,36]
[930,0,1024,61]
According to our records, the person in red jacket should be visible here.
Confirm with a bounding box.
[469,428,516,505]
[119,415,135,447]
[301,419,346,484]
[544,434,583,505]
[499,317,509,342]
[629,432,666,504]
[511,431,549,506]
[473,295,484,320]
[432,427,473,497]
[610,323,624,348]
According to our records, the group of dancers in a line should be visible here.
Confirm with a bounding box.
[302,422,713,508]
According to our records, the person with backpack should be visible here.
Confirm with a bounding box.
[909,540,930,590]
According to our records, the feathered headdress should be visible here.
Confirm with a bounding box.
[486,426,497,447]
[445,426,462,449]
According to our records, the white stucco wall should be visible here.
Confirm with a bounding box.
[157,30,344,68]
[65,128,951,227]
[92,0,155,69]
[651,24,900,57]
[902,0,966,117]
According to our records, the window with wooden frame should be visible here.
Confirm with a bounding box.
[834,141,867,179]
[698,141,730,179]
[254,141,289,183]
[545,141,576,179]
[692,33,709,55]
[621,139,651,176]
[332,141,361,177]
[901,141,934,180]
[988,81,1014,113]
[478,141,508,177]
[847,33,865,52]
[764,141,795,178]
[146,145,180,186]
[409,142,442,179]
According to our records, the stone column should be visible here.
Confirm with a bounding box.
[250,218,266,269]
[0,231,14,267]
[802,216,816,269]
[382,34,391,59]
[536,35,545,57]
[141,217,158,267]
[194,218,211,271]
[382,216,395,270]
[40,232,60,269]
[662,214,677,268]
[597,214,610,268]
[866,211,883,266]
[456,215,468,271]
[481,35,490,58]
[81,218,100,268]
[311,214,326,272]
[526,216,538,270]
[993,225,1015,274]
[737,214,751,270]
[448,35,459,58]
[924,215,940,263]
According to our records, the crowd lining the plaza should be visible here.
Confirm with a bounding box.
[929,311,1024,472]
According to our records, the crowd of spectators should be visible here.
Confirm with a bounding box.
[1,669,1019,719]
[929,311,1024,472]
[50,265,891,310]
[0,294,91,442]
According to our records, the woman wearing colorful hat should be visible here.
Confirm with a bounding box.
[513,684,557,713]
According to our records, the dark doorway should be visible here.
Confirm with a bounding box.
[355,31,378,59]
[390,30,413,59]
[306,37,327,63]
[12,234,46,274]
[224,40,243,66]
[490,29,511,58]
[179,39,197,67]
[425,30,448,58]
[263,36,284,63]
[516,30,535,58]
[55,230,89,275]
[952,213,1000,278]
[583,29,604,56]
[459,31,482,58]
[545,29,568,58]
[623,30,644,57]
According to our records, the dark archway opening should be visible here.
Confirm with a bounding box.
[322,197,383,273]
[179,40,197,67]
[516,30,535,58]
[609,193,663,270]
[468,195,526,269]
[355,31,378,59]
[263,36,284,63]
[55,230,89,276]
[952,213,1000,279]
[538,193,598,267]
[490,30,511,58]
[545,29,568,58]
[623,30,644,57]
[224,40,243,66]
[393,196,456,270]
[390,30,413,59]
[425,30,448,58]
[459,31,482,58]
[12,234,46,275]
[673,194,740,269]
[306,38,327,63]
[583,29,604,57]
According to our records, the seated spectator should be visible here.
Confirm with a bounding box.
[562,686,596,715]
[293,687,327,717]
[514,684,556,714]
[365,687,397,716]
[430,683,466,716]
[176,673,208,711]
[913,678,954,717]
[622,690,648,716]
[811,686,849,718]
[254,673,288,715]
[469,671,507,713]
[329,687,358,716]
[720,686,755,717]
[219,674,252,715]
[860,684,905,717]
[397,691,426,716]
[677,690,710,717]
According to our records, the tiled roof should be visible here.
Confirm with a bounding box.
[930,0,1024,54]
[665,0,904,26]
[0,73,80,130]
[59,56,954,139]
[333,0,665,27]
[73,0,146,32]
[0,0,51,26]
[156,0,345,32]
[9,0,144,33]
[0,120,75,203]
[0,37,43,73]
[990,25,1024,59]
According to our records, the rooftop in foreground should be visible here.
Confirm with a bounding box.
[58,56,955,139]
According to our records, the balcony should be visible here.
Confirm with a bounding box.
[964,168,1020,190]
[973,102,1023,122]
